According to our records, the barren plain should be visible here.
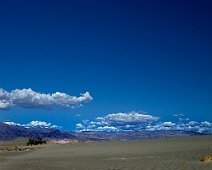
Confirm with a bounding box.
[0,135,212,170]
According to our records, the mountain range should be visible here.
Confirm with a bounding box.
[0,122,206,141]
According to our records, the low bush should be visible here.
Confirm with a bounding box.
[12,145,18,150]
[5,147,10,151]
[27,138,47,146]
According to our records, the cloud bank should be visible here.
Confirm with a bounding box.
[3,120,61,129]
[76,111,212,133]
[95,111,160,126]
[76,111,160,132]
[0,88,93,110]
[104,111,159,125]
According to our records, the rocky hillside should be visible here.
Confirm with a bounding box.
[0,122,76,141]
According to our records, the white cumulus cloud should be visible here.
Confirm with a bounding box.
[76,112,212,134]
[104,111,160,125]
[0,89,12,110]
[0,88,93,110]
[76,111,160,132]
[3,120,60,129]
[76,123,85,129]
[3,121,20,126]
[24,121,51,127]
[97,126,118,131]
[188,121,198,126]
[201,121,212,127]
[162,121,176,127]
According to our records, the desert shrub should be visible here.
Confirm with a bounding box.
[71,140,79,144]
[27,138,47,146]
[201,156,212,162]
[12,145,18,150]
[5,147,10,151]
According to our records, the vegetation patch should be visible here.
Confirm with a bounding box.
[27,138,47,146]
[201,156,212,162]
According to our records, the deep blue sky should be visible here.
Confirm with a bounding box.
[0,0,211,132]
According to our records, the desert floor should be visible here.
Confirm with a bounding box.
[0,135,212,170]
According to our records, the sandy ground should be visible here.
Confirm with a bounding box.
[0,135,212,170]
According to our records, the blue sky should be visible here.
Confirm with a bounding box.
[0,0,211,133]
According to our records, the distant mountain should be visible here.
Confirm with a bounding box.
[0,122,207,141]
[73,130,206,141]
[0,122,76,141]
